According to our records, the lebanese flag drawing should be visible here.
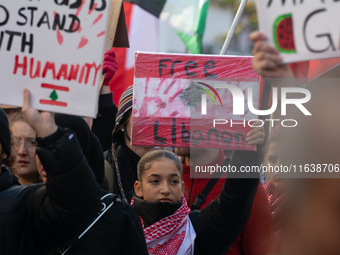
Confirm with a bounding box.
[40,84,69,107]
[132,52,260,150]
[110,2,159,106]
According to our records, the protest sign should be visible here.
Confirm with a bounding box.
[0,0,123,117]
[132,52,260,150]
[257,0,340,63]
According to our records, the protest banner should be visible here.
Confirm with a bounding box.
[0,0,125,117]
[132,52,260,150]
[257,0,340,63]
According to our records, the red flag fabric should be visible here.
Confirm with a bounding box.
[110,2,159,106]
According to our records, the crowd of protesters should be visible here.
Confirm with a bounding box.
[1,26,340,255]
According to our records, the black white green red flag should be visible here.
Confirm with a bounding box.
[124,0,209,54]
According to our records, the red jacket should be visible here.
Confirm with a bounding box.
[182,151,276,255]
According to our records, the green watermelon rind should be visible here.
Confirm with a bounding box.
[273,14,296,54]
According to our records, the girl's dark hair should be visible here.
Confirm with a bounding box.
[137,149,182,181]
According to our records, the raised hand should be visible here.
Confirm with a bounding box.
[20,88,58,138]
[102,49,118,86]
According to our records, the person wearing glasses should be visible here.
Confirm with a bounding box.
[10,112,41,184]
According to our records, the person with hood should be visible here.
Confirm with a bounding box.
[1,89,149,255]
[37,114,107,188]
[90,50,150,201]
[0,89,101,254]
[35,114,148,255]
[104,85,154,202]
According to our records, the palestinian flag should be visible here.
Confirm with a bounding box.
[124,0,210,54]
[110,3,159,105]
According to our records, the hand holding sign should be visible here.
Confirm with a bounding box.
[256,0,340,63]
[250,31,294,78]
[21,89,57,138]
[246,120,265,146]
[102,49,118,86]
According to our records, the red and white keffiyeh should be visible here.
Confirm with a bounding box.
[132,197,196,255]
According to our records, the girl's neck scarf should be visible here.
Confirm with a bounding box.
[132,196,196,255]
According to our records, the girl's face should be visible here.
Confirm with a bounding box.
[134,158,183,203]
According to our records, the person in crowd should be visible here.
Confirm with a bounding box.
[132,148,260,255]
[104,85,154,202]
[175,122,275,255]
[91,50,152,200]
[10,112,41,184]
[0,89,101,254]
[37,117,149,255]
[1,89,149,255]
[250,30,340,255]
[92,49,119,152]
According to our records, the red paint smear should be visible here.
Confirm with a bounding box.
[151,109,162,117]
[75,0,85,16]
[156,78,166,93]
[164,79,177,94]
[40,100,67,107]
[139,97,151,117]
[154,96,166,108]
[170,111,179,117]
[41,83,69,91]
[93,13,103,25]
[53,11,57,17]
[77,26,82,33]
[97,31,105,37]
[56,29,63,45]
[145,77,150,95]
[132,109,138,115]
[77,36,88,49]
[169,89,183,103]
[88,3,97,14]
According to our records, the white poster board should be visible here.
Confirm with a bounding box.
[257,0,340,63]
[0,0,111,117]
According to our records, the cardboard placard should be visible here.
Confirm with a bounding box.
[257,0,340,63]
[132,52,260,150]
[0,0,126,117]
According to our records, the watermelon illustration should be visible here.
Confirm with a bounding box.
[273,14,296,53]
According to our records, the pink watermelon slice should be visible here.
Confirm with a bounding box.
[273,14,296,53]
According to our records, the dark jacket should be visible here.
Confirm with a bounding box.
[92,93,117,152]
[134,150,261,255]
[0,128,101,255]
[190,151,262,255]
[63,191,148,255]
[104,143,140,203]
[55,114,108,190]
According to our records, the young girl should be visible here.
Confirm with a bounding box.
[133,149,261,255]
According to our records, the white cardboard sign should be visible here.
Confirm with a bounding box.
[257,0,340,63]
[0,0,111,117]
